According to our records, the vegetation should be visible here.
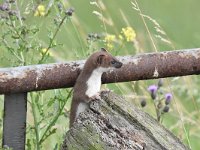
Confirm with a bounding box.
[0,0,200,149]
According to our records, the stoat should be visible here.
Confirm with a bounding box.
[69,48,122,127]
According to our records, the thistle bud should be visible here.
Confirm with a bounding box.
[163,105,170,113]
[158,79,163,88]
[165,93,172,105]
[65,8,74,16]
[140,99,147,107]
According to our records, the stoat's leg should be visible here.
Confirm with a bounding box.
[101,88,113,93]
[89,89,112,101]
[90,92,101,100]
[100,89,113,96]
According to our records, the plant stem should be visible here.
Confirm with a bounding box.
[31,93,40,150]
[39,89,72,144]
[134,0,158,52]
[7,16,27,44]
[38,15,67,64]
[153,101,161,122]
[14,0,23,26]
[70,20,85,56]
[1,38,24,63]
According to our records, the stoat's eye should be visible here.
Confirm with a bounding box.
[111,60,116,64]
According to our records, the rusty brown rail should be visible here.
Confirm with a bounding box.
[0,48,200,94]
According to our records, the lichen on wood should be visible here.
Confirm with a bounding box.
[61,91,190,150]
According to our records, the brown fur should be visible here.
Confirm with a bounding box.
[69,48,122,127]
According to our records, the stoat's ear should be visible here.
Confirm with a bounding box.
[97,54,105,65]
[100,48,107,52]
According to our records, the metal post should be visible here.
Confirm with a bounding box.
[3,93,27,150]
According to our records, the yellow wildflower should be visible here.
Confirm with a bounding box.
[104,34,116,50]
[105,34,116,43]
[40,48,53,56]
[34,5,46,17]
[106,43,114,50]
[118,35,124,40]
[121,27,136,42]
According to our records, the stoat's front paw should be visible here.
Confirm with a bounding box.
[90,93,101,100]
[100,89,113,94]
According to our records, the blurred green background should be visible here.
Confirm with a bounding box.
[2,0,200,65]
[0,0,200,149]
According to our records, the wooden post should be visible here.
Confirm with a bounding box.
[62,91,190,150]
[3,93,27,150]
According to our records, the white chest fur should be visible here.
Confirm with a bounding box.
[75,67,111,120]
[85,67,109,97]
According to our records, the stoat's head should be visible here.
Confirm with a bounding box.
[88,48,122,69]
[96,48,122,69]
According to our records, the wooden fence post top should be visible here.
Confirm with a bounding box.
[62,91,190,150]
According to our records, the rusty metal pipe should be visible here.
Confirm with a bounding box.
[0,48,200,94]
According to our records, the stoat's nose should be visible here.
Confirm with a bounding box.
[115,61,123,68]
[111,59,123,68]
[111,61,122,68]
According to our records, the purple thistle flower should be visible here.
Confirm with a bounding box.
[148,85,158,93]
[165,93,172,105]
[148,85,158,100]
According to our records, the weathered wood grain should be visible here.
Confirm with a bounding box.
[62,91,190,150]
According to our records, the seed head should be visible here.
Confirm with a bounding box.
[65,8,74,16]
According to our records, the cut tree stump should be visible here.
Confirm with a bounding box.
[61,91,190,150]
